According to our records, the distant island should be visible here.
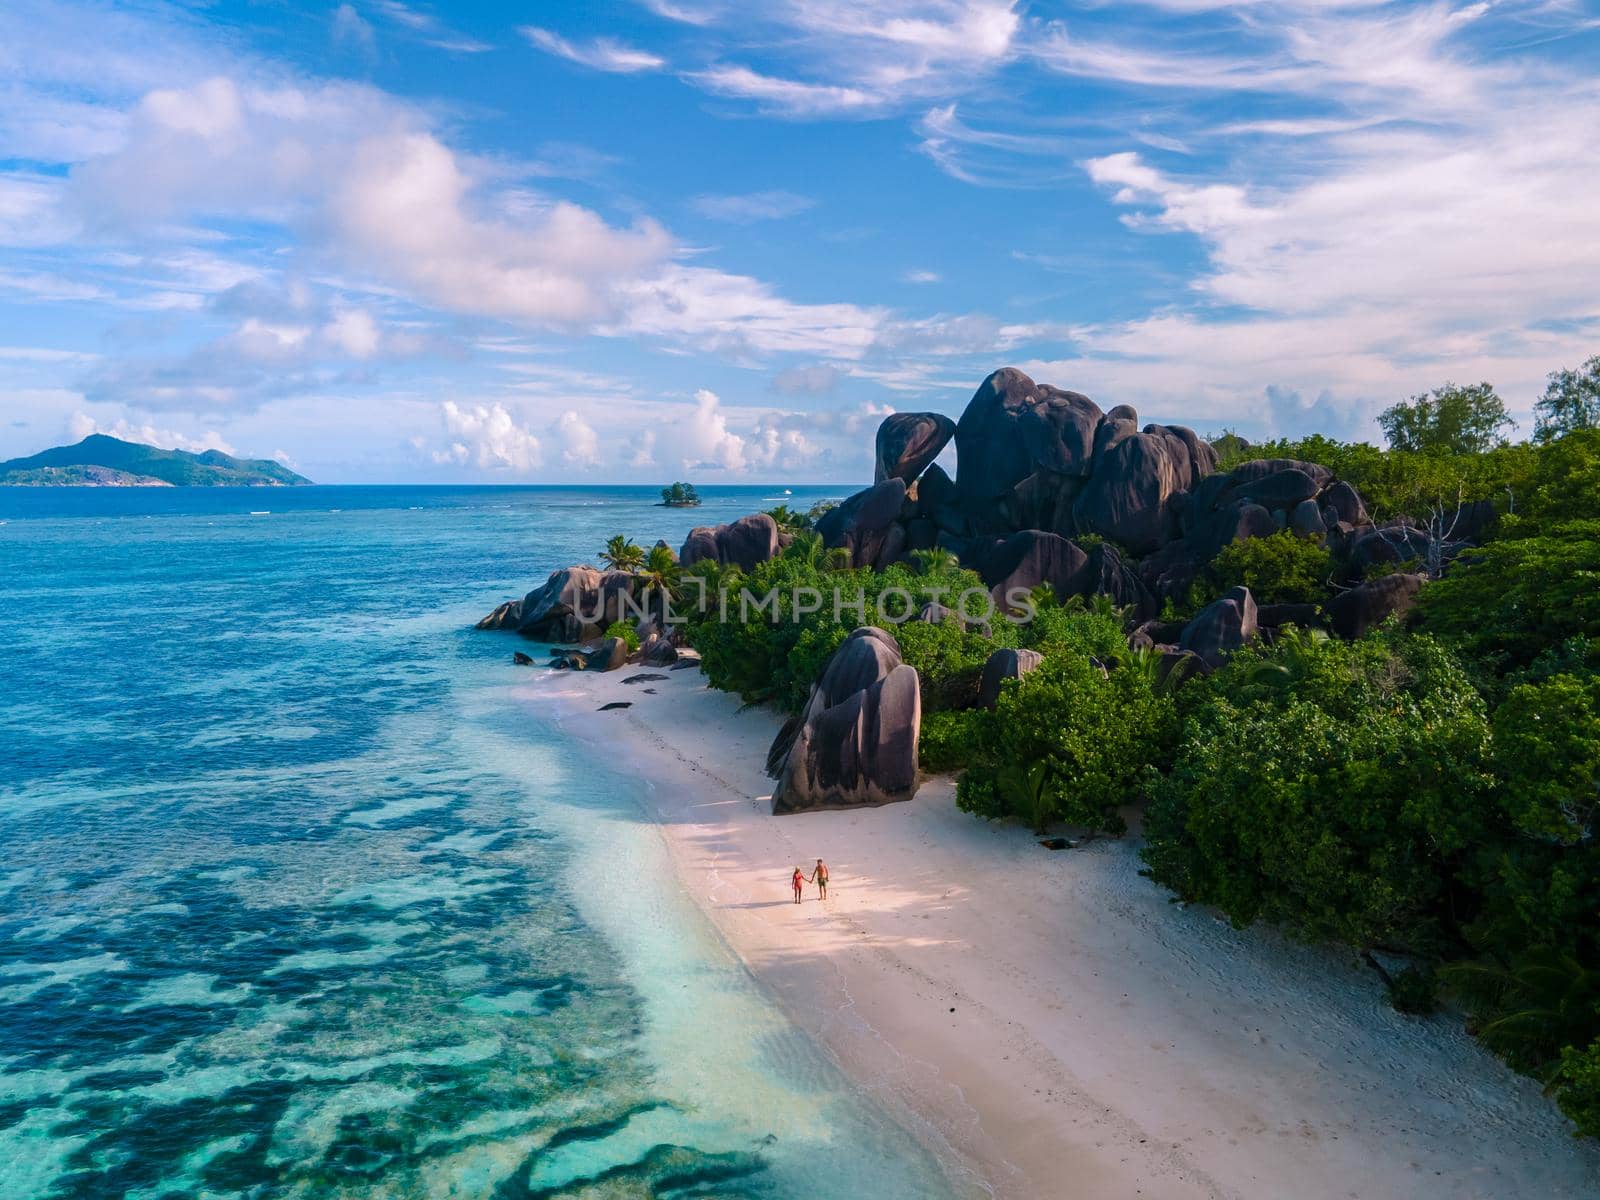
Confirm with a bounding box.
[658,481,701,507]
[0,434,312,487]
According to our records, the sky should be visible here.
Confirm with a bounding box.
[1,0,1597,483]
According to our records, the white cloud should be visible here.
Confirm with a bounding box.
[67,410,236,455]
[690,190,814,222]
[331,5,376,56]
[551,409,601,466]
[522,27,666,73]
[676,2,1021,115]
[903,269,940,284]
[685,66,877,116]
[435,400,543,470]
[771,363,843,395]
[615,264,884,358]
[370,1,491,53]
[66,77,678,327]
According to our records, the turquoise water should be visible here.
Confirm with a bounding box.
[0,487,961,1199]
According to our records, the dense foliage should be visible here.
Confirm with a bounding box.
[1203,530,1332,605]
[957,654,1179,833]
[1143,634,1494,950]
[1536,356,1600,442]
[661,481,700,505]
[1377,382,1516,455]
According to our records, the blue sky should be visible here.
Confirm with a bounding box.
[1,0,1597,482]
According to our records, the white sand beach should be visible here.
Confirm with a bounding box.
[524,662,1600,1200]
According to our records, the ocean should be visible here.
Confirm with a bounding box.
[0,486,961,1199]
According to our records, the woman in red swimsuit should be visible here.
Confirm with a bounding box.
[792,866,805,904]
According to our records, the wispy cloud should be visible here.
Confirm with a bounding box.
[521,26,666,73]
[370,0,491,53]
[685,65,877,116]
[690,190,814,222]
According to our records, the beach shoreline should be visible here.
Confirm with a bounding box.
[521,660,1600,1200]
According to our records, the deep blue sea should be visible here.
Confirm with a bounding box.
[0,486,961,1199]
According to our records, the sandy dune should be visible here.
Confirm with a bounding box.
[523,661,1600,1199]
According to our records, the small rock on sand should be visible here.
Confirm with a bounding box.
[598,701,632,711]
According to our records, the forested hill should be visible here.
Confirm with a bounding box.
[0,434,311,486]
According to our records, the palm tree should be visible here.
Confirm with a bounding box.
[784,530,826,566]
[1114,644,1196,693]
[1239,626,1329,697]
[997,763,1059,834]
[765,504,808,533]
[636,543,682,614]
[1088,593,1129,626]
[601,534,645,573]
[911,547,960,576]
[825,546,855,572]
[1442,947,1600,1075]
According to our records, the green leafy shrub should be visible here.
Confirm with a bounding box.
[919,709,996,774]
[958,655,1178,833]
[1017,601,1127,660]
[602,619,640,652]
[1414,520,1600,674]
[1555,1039,1600,1138]
[1204,530,1332,606]
[1142,633,1494,950]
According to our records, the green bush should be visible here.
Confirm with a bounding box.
[1556,1039,1600,1138]
[919,709,996,774]
[1414,520,1600,674]
[1203,530,1332,606]
[1142,633,1494,950]
[602,619,640,652]
[957,655,1178,833]
[682,555,1004,714]
[1017,601,1127,660]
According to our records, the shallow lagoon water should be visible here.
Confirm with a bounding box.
[0,486,960,1199]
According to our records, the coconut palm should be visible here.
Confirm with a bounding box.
[1087,592,1129,625]
[784,530,826,566]
[635,543,682,611]
[1442,947,1600,1075]
[765,504,808,533]
[911,547,960,576]
[825,547,855,571]
[1239,626,1330,697]
[1115,644,1195,693]
[600,534,645,573]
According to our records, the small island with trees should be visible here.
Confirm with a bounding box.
[658,482,702,507]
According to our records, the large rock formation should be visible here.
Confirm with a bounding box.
[1325,574,1426,640]
[769,628,921,813]
[1179,586,1259,669]
[977,648,1044,709]
[476,600,522,631]
[1074,423,1216,554]
[815,479,909,569]
[875,412,956,484]
[679,513,781,571]
[513,567,636,643]
[979,530,1089,607]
